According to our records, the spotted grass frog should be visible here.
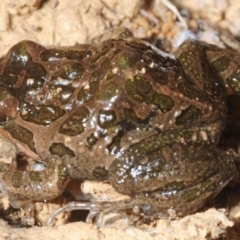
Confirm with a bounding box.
[0,28,237,224]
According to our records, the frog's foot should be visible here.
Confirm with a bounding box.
[93,200,146,227]
[46,201,114,227]
[47,199,156,227]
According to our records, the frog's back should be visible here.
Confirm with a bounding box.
[0,32,227,169]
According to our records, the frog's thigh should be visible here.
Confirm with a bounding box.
[109,143,235,200]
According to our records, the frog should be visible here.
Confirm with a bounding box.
[0,28,237,225]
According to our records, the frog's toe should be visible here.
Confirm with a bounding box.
[46,201,113,227]
[47,199,147,227]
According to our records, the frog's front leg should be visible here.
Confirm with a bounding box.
[108,133,235,218]
[0,158,69,208]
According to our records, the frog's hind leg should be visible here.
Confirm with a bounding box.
[46,141,235,227]
[107,141,235,218]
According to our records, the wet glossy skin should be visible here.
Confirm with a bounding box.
[0,28,237,219]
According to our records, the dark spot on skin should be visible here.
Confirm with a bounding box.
[57,163,70,189]
[116,51,140,70]
[119,108,154,131]
[59,107,89,136]
[4,122,36,152]
[3,41,33,75]
[86,133,98,149]
[0,41,47,100]
[125,75,152,103]
[146,66,169,85]
[98,109,117,129]
[97,81,119,101]
[125,75,174,112]
[49,142,75,158]
[49,63,85,104]
[20,103,66,126]
[51,63,85,81]
[176,105,202,125]
[14,75,46,102]
[49,84,75,104]
[77,82,99,103]
[210,56,230,73]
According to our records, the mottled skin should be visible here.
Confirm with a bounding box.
[0,28,237,219]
